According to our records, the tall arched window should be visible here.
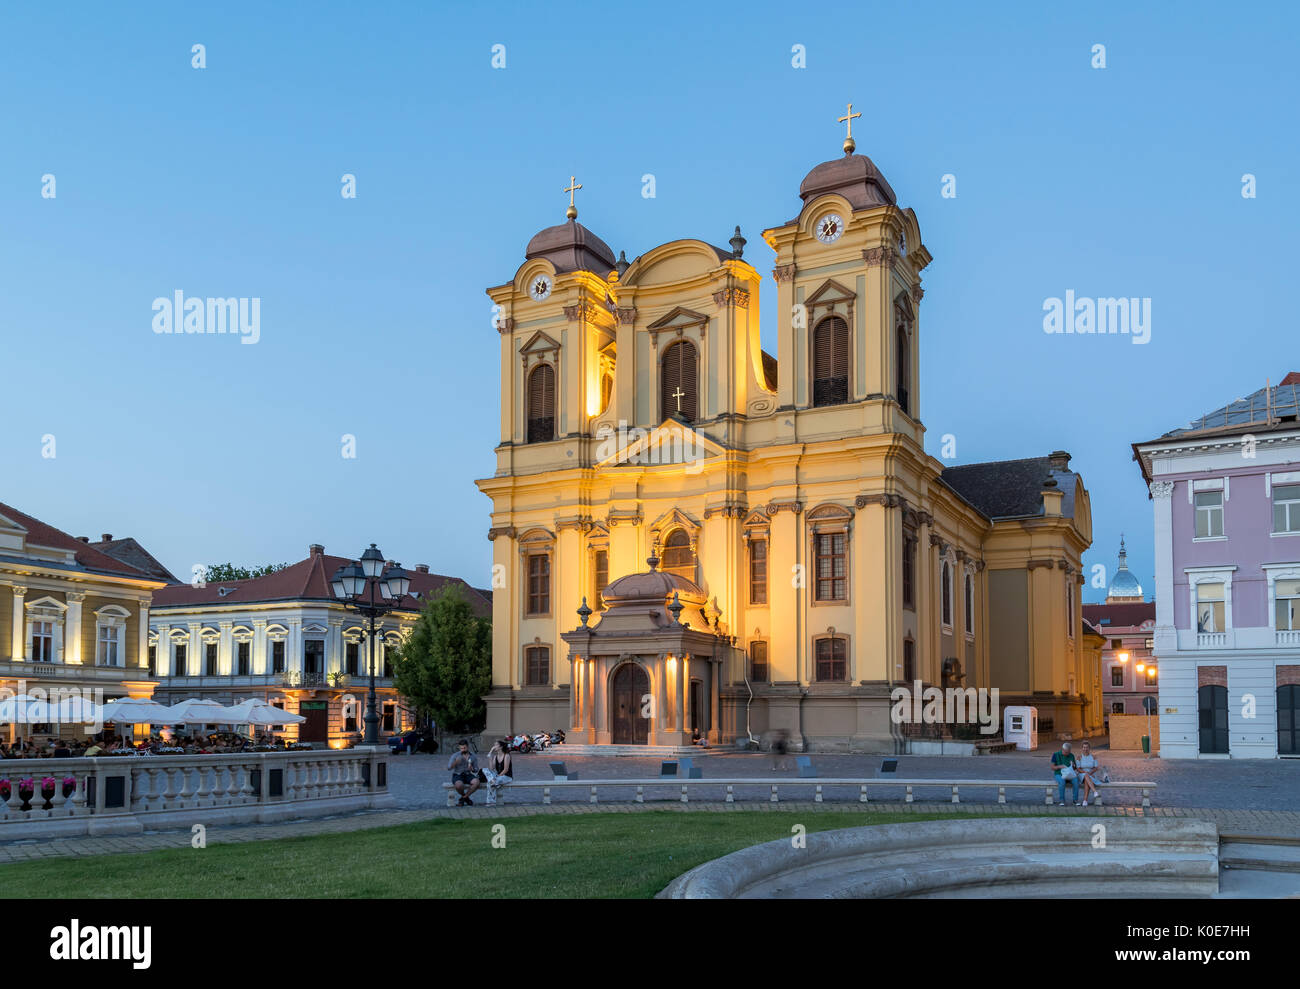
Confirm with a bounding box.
[661,529,695,581]
[812,316,849,406]
[941,561,953,627]
[895,297,913,416]
[660,340,698,421]
[527,363,555,443]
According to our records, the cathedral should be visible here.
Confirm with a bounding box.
[477,111,1098,752]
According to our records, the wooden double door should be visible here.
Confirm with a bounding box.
[611,664,650,745]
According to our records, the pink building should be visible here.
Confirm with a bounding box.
[1134,372,1300,759]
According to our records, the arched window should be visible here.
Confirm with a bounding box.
[527,364,555,443]
[895,297,913,416]
[660,340,698,421]
[964,573,974,636]
[661,529,695,581]
[812,316,849,406]
[599,372,613,415]
[941,561,953,627]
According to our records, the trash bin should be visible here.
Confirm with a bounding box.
[1141,735,1151,754]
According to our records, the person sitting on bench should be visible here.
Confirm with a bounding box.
[1051,740,1080,806]
[448,739,481,806]
[482,738,513,805]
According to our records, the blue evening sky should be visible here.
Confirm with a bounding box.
[1,1,1294,601]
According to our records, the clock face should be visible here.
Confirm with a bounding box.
[816,214,844,244]
[529,274,553,301]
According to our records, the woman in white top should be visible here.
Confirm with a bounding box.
[1076,740,1101,806]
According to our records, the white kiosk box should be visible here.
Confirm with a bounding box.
[1003,706,1038,751]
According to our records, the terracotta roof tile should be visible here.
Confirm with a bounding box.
[0,501,163,582]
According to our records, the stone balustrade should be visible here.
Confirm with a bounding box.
[0,747,394,839]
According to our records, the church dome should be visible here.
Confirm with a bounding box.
[799,153,896,210]
[1106,537,1144,601]
[602,563,705,607]
[525,219,617,275]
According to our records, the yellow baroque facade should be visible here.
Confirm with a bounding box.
[477,140,1098,752]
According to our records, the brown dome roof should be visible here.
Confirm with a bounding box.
[602,566,705,606]
[799,153,896,210]
[525,220,617,275]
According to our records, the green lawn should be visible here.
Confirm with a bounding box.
[1,810,1033,898]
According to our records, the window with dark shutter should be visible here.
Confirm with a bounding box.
[749,538,768,605]
[662,529,695,581]
[903,638,915,682]
[526,646,550,685]
[750,641,769,682]
[527,363,555,443]
[896,326,910,415]
[815,532,847,601]
[660,341,698,421]
[902,531,916,610]
[593,549,609,611]
[527,553,550,614]
[812,316,849,406]
[815,637,847,681]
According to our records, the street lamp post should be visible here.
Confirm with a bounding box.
[330,544,411,746]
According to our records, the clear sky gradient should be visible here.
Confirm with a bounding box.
[1,1,1295,600]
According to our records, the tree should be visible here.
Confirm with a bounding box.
[391,584,491,733]
[203,562,290,582]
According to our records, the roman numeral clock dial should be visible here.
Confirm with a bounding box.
[529,274,553,301]
[816,214,843,244]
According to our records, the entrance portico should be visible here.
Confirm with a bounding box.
[562,558,734,748]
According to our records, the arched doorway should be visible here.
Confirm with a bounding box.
[611,663,650,745]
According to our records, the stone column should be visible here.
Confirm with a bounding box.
[154,623,170,676]
[328,619,343,676]
[65,592,85,665]
[682,655,692,734]
[252,620,267,675]
[11,586,26,660]
[138,604,150,669]
[187,623,201,676]
[288,620,302,675]
[218,621,233,676]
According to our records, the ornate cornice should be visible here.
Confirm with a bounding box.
[855,493,905,510]
[1027,558,1056,570]
[910,284,924,303]
[496,317,515,335]
[556,516,596,533]
[616,307,637,326]
[765,501,803,516]
[711,288,750,309]
[955,550,969,563]
[703,505,747,520]
[563,302,600,323]
[1149,480,1175,500]
[772,264,797,283]
[862,247,898,268]
[606,511,643,528]
[976,561,987,572]
[486,526,516,542]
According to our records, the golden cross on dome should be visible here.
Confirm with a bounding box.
[838,102,861,155]
[564,175,582,220]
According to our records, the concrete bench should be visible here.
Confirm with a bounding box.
[442,778,1156,808]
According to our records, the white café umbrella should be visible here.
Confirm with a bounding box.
[223,699,305,726]
[0,694,49,723]
[100,697,172,725]
[49,695,103,723]
[164,697,242,725]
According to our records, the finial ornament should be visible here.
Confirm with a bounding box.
[577,596,593,628]
[838,102,862,155]
[729,225,746,258]
[668,591,684,626]
[564,175,582,220]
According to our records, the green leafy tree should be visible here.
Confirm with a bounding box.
[391,584,492,733]
[203,562,290,582]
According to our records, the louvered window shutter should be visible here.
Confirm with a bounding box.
[527,364,555,443]
[661,341,698,421]
[813,317,849,406]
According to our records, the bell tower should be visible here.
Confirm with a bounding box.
[762,103,932,444]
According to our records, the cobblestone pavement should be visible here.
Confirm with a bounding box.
[2,747,1297,864]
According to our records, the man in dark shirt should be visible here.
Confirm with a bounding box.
[1051,741,1080,806]
[447,739,481,806]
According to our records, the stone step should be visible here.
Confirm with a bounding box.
[537,743,710,758]
[1220,837,1300,873]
